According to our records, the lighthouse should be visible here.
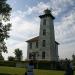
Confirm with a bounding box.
[26,9,59,61]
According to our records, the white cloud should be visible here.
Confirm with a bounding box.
[54,8,75,59]
[55,9,75,43]
[50,0,75,16]
[10,10,40,40]
[25,2,50,15]
[24,0,74,16]
[4,8,40,60]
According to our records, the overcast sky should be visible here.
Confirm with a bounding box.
[3,0,75,60]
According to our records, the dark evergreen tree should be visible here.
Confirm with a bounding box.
[0,52,4,60]
[8,56,15,61]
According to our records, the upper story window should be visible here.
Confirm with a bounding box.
[43,29,46,35]
[42,51,45,59]
[29,42,32,49]
[36,41,38,48]
[42,40,46,47]
[29,53,32,59]
[43,19,46,25]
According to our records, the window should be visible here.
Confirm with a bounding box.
[43,29,46,35]
[36,41,38,48]
[29,42,32,49]
[29,53,32,59]
[43,19,46,25]
[42,40,46,47]
[42,51,45,59]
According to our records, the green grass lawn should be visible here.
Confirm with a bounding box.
[0,66,25,75]
[0,66,75,75]
[34,69,64,75]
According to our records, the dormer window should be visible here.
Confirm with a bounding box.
[43,19,46,25]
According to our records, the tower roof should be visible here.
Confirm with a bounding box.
[39,9,55,19]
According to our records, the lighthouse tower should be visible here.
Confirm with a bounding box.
[38,9,58,61]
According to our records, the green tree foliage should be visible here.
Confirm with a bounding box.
[14,48,23,61]
[0,0,12,21]
[8,56,15,61]
[0,0,12,53]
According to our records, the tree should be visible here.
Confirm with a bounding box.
[0,0,12,54]
[0,52,4,60]
[14,48,23,61]
[8,56,15,61]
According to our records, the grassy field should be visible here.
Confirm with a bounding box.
[0,66,25,75]
[34,69,64,75]
[0,66,74,75]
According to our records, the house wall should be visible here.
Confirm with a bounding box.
[27,41,39,60]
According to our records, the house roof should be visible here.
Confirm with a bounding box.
[26,36,39,42]
[26,36,59,45]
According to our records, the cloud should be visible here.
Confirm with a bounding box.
[54,6,75,59]
[55,9,75,44]
[10,10,40,41]
[50,0,75,16]
[25,2,50,15]
[4,6,40,60]
[59,42,75,59]
[24,0,75,16]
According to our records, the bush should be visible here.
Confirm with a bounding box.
[28,60,62,70]
[0,61,16,67]
[8,56,15,61]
